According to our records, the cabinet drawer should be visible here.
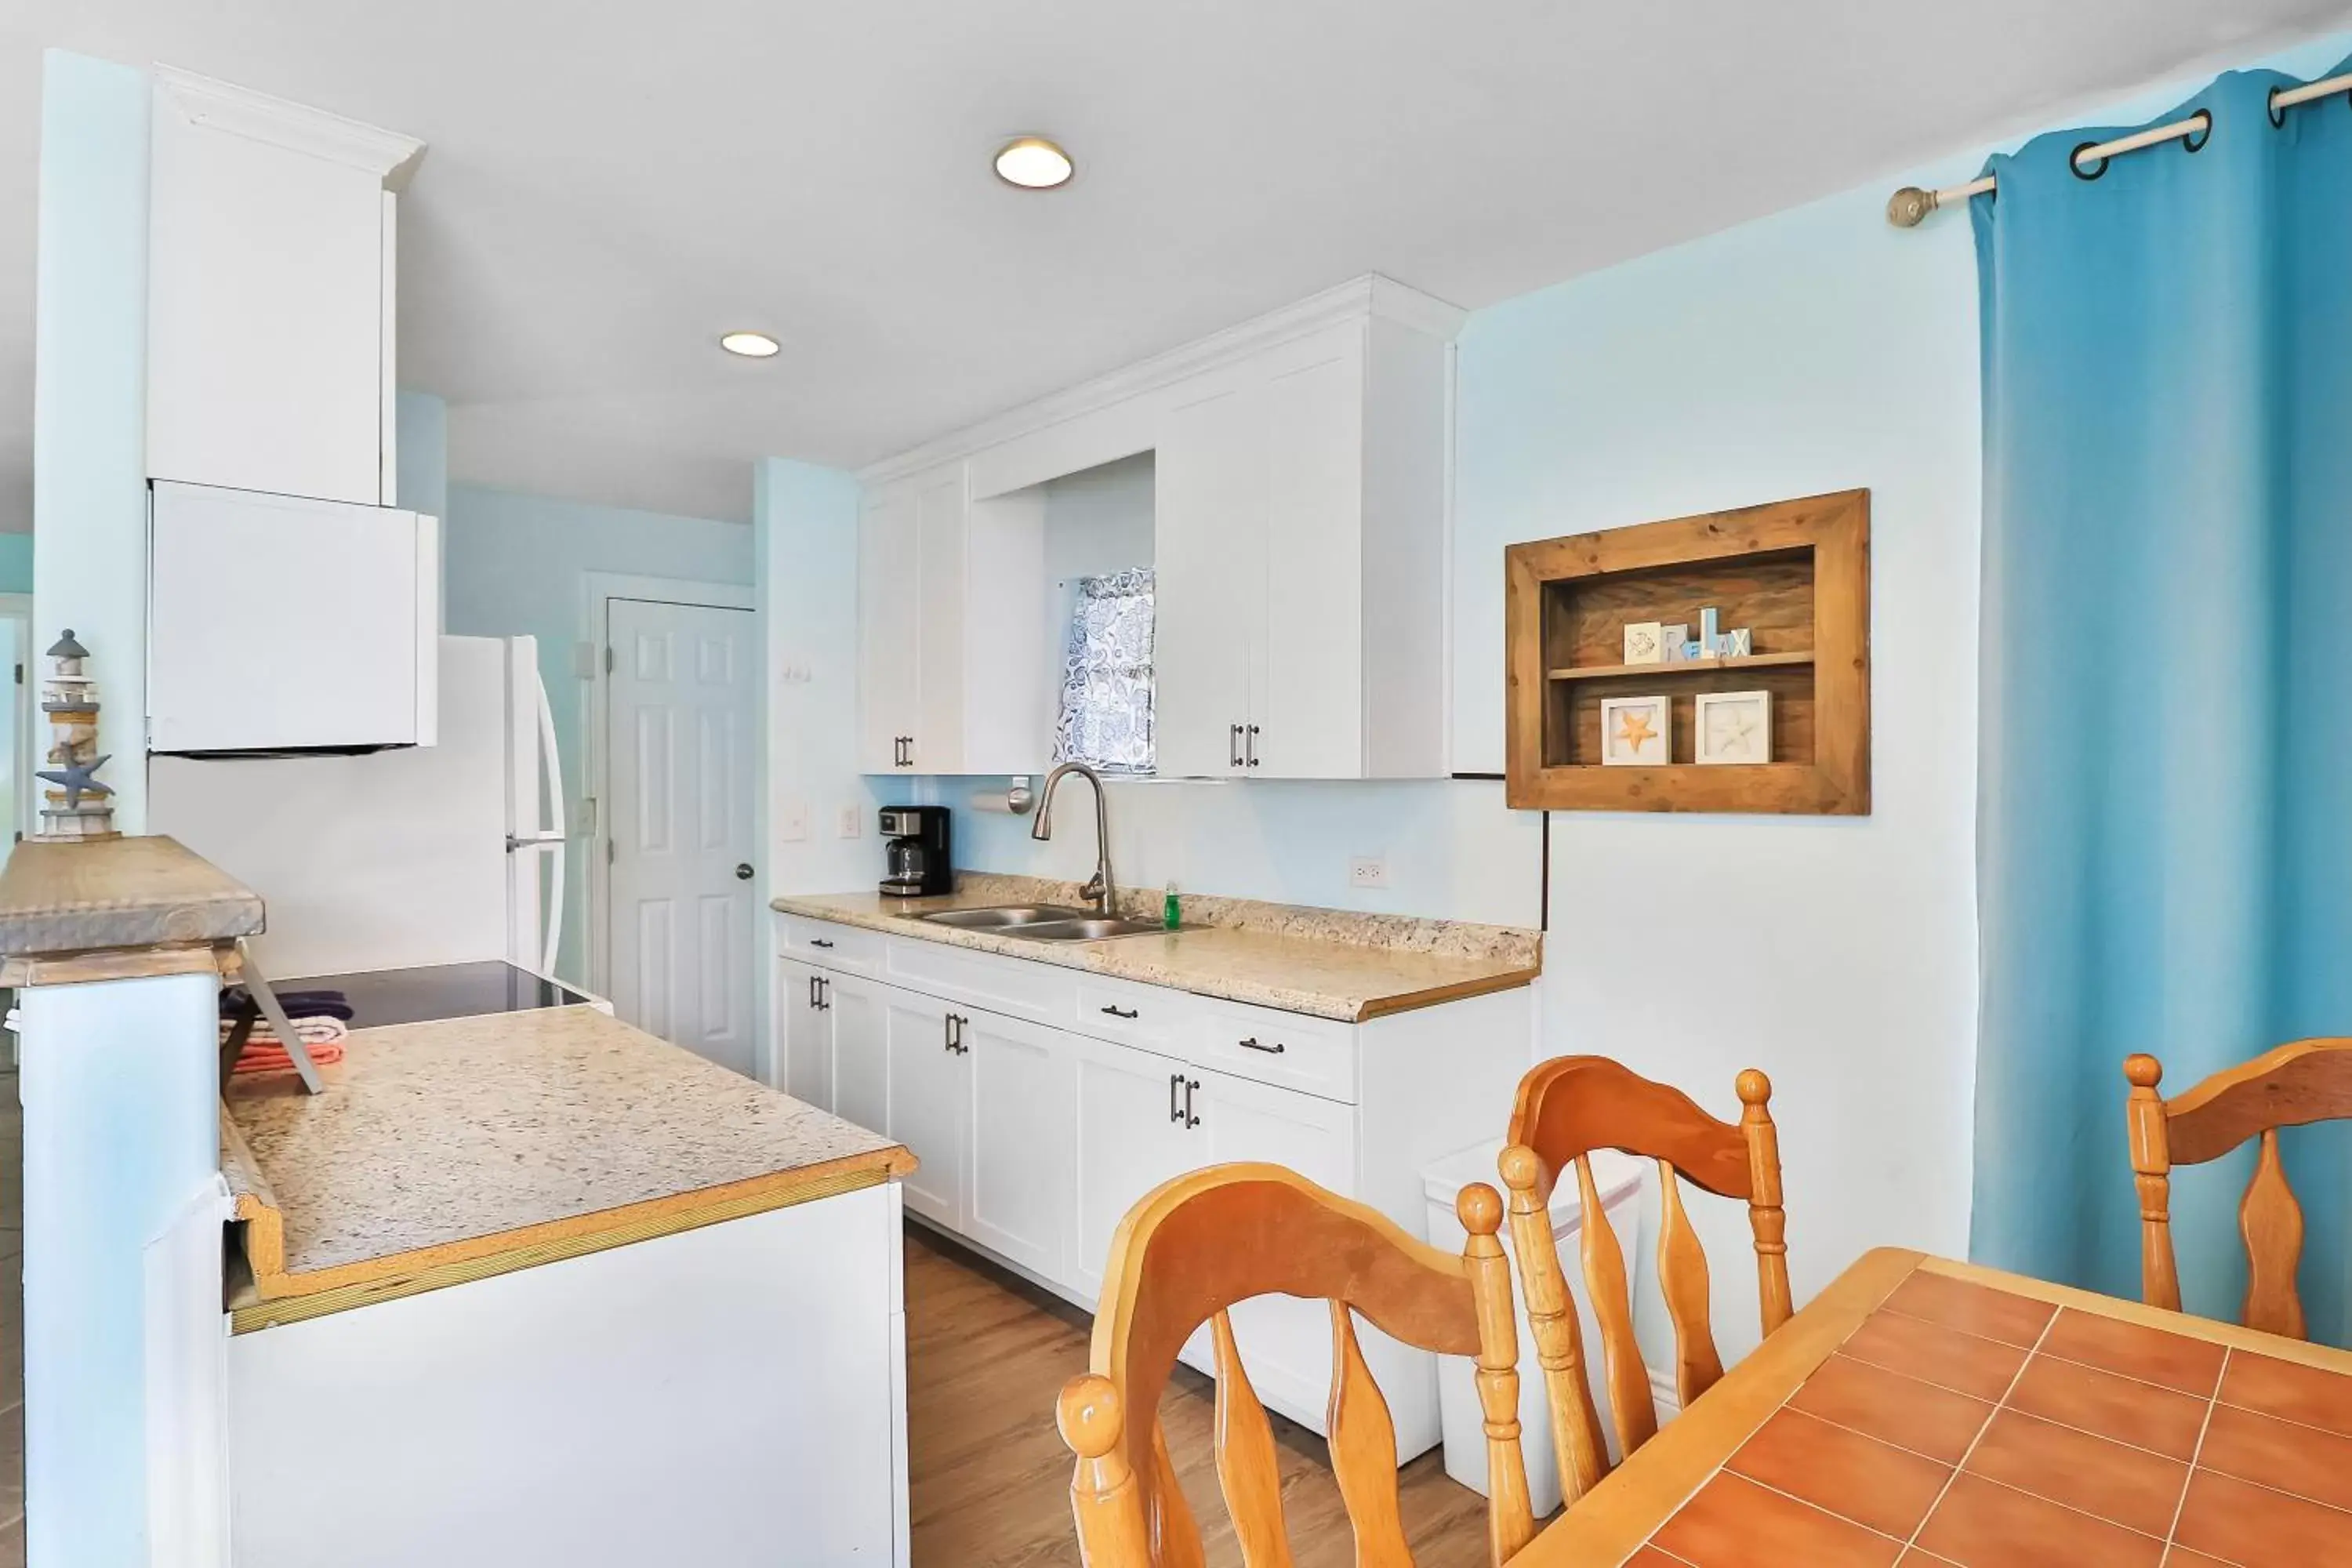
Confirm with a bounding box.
[778,916,883,975]
[1072,975,1200,1056]
[886,936,1077,1025]
[1189,1000,1358,1104]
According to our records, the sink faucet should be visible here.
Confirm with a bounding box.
[1031,762,1116,916]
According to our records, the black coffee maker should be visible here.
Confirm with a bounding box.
[879,806,953,897]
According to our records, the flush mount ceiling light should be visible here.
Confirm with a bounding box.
[719,331,781,358]
[994,136,1074,190]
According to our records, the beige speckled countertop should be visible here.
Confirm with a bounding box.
[772,873,1541,1022]
[223,1006,913,1329]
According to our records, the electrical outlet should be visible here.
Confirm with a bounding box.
[837,806,863,839]
[1348,855,1389,890]
[779,800,809,843]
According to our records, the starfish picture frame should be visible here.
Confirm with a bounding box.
[1599,694,1670,765]
[1695,689,1773,764]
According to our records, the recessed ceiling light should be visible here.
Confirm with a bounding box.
[720,331,780,358]
[994,136,1074,190]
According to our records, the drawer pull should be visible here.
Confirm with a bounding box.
[1169,1073,1184,1123]
[809,938,834,949]
[1100,1004,1140,1020]
[1238,1036,1286,1054]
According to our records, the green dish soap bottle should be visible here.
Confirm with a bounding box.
[1163,881,1180,931]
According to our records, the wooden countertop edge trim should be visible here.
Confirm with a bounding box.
[1916,1254,2352,1374]
[234,1143,917,1326]
[1515,1246,1924,1567]
[0,940,237,989]
[1350,964,1544,1022]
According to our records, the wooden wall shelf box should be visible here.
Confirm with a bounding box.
[1505,490,1870,815]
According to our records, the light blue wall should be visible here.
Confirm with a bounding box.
[441,476,755,985]
[0,535,34,595]
[32,49,149,833]
[394,389,448,524]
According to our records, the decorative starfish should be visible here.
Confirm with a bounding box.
[1711,710,1759,757]
[38,754,113,808]
[1615,710,1657,755]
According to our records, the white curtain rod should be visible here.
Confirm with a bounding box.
[1887,70,2352,226]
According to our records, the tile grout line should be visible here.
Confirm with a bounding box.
[1878,1299,2228,1404]
[2162,1348,2225,1554]
[1899,1306,2058,1555]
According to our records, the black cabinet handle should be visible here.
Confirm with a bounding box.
[1229,724,1244,768]
[808,975,819,1009]
[1238,1036,1285,1054]
[943,1014,969,1054]
[1246,724,1261,768]
[809,938,833,949]
[1185,1078,1201,1128]
[1169,1073,1183,1124]
[1100,1004,1139,1020]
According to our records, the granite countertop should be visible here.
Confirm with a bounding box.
[223,1006,913,1323]
[771,873,1541,1022]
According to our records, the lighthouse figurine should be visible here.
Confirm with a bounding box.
[33,629,118,842]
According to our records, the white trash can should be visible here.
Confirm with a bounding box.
[1421,1141,1646,1518]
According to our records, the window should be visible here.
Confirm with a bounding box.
[1052,568,1154,774]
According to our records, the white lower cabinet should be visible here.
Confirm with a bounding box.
[775,913,1530,1459]
[884,990,968,1229]
[777,958,833,1111]
[1179,1067,1360,1424]
[965,1012,1076,1280]
[831,975,889,1139]
[1071,1035,1195,1302]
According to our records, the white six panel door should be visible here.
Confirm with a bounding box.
[607,598,757,1074]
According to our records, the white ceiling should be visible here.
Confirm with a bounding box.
[3,1,2349,524]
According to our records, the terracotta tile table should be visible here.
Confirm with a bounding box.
[1513,1247,2352,1567]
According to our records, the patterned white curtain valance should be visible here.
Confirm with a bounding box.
[1053,568,1154,775]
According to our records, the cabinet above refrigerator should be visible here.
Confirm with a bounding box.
[147,481,440,754]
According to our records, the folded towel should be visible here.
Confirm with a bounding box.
[221,1013,350,1075]
[220,987,354,1022]
[231,1038,347,1076]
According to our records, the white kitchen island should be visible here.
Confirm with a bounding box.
[222,1007,916,1567]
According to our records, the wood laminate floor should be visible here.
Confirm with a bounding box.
[906,1223,1504,1566]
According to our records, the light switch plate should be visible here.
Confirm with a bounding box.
[1348,855,1389,890]
[837,806,862,839]
[779,800,809,843]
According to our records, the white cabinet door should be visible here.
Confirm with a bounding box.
[1070,1035,1195,1302]
[1256,328,1367,779]
[829,974,890,1139]
[964,1011,1075,1283]
[884,989,967,1228]
[857,492,920,774]
[777,958,832,1109]
[1181,1070,1358,1426]
[910,471,967,773]
[147,484,435,753]
[1152,371,1265,777]
[147,75,401,506]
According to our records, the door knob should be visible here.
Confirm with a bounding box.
[735,863,753,880]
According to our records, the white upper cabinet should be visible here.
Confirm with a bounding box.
[855,275,1461,781]
[147,483,440,753]
[146,67,423,506]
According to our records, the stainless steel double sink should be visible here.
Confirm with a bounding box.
[916,905,1171,943]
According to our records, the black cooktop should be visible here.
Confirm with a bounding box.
[276,960,593,1030]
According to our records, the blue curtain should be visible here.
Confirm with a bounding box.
[1973,56,2352,1345]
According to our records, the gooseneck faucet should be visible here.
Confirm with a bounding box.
[1031,762,1116,917]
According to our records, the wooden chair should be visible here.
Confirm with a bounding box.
[1496,1055,1790,1509]
[2125,1040,2352,1341]
[1054,1162,1537,1568]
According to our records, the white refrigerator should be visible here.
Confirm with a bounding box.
[148,635,568,981]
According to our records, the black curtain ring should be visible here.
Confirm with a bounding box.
[2182,111,2212,153]
[2071,140,2110,180]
